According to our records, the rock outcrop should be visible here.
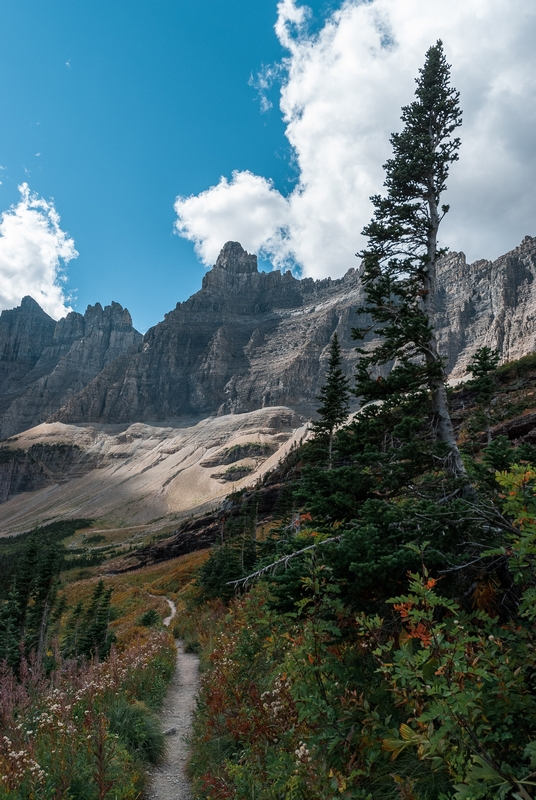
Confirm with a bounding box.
[0,297,57,399]
[435,235,536,377]
[0,442,92,503]
[53,242,364,424]
[3,237,536,437]
[52,238,536,426]
[0,299,142,439]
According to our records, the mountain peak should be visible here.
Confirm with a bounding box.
[19,295,52,317]
[214,242,258,274]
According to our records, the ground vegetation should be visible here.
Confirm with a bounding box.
[170,43,536,799]
[0,534,207,797]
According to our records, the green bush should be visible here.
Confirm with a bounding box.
[108,697,166,765]
[137,608,161,627]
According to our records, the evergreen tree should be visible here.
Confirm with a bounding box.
[14,528,41,640]
[24,539,63,661]
[78,580,115,660]
[354,41,465,477]
[467,346,500,444]
[62,600,84,659]
[0,588,22,668]
[311,333,350,469]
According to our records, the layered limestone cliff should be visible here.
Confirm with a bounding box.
[435,235,536,377]
[52,238,536,426]
[0,442,92,503]
[0,300,142,439]
[52,242,364,424]
[3,237,536,438]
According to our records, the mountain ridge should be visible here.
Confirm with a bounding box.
[51,236,536,426]
[0,299,142,439]
[2,236,536,440]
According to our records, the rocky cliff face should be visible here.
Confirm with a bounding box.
[0,297,56,399]
[50,237,536,425]
[0,442,92,503]
[52,242,364,424]
[435,235,536,378]
[3,237,536,435]
[0,299,142,439]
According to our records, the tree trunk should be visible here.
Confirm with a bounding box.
[423,173,467,478]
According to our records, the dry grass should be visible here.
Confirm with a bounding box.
[59,549,211,647]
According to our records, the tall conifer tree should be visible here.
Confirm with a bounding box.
[354,41,465,477]
[312,333,350,469]
[467,346,500,444]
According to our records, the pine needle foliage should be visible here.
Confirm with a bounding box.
[354,40,465,477]
[311,333,350,468]
[466,346,500,444]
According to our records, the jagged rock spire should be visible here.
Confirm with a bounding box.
[214,242,258,274]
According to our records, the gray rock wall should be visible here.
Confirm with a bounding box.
[0,442,92,503]
[4,236,536,435]
[53,242,364,424]
[52,237,536,425]
[0,300,142,439]
[435,235,536,377]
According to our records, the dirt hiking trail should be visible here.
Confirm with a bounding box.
[147,598,200,800]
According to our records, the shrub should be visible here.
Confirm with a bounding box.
[137,608,161,628]
[108,697,165,765]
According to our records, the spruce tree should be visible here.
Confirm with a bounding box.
[311,333,350,469]
[354,41,465,477]
[467,346,500,444]
[25,539,62,661]
[0,588,22,668]
[62,600,84,659]
[78,580,115,660]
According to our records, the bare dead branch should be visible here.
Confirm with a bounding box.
[226,535,342,587]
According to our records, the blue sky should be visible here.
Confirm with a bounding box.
[0,0,329,330]
[0,0,535,332]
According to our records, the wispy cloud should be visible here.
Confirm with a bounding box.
[0,184,78,318]
[249,63,282,113]
[175,0,536,276]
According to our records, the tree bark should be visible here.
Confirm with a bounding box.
[423,171,467,478]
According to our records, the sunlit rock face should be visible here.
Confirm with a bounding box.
[53,237,536,426]
[435,235,536,378]
[51,242,364,425]
[3,237,536,436]
[0,299,141,439]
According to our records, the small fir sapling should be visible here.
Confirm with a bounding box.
[311,333,350,469]
[467,346,500,443]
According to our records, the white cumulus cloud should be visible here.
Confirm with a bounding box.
[0,184,77,319]
[174,171,289,267]
[175,0,536,276]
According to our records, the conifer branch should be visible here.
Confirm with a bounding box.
[226,535,342,587]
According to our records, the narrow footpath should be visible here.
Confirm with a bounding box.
[147,597,200,800]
